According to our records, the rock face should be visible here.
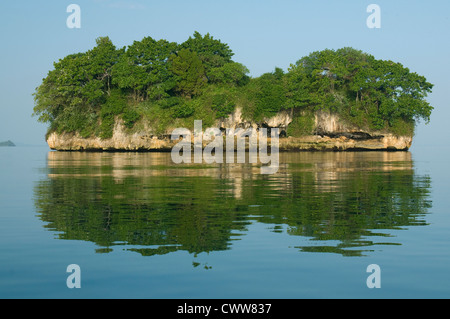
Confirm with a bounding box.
[47,108,412,151]
[277,134,412,151]
[47,121,173,151]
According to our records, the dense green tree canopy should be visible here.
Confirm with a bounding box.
[112,37,178,101]
[286,48,433,131]
[169,48,207,98]
[33,34,433,139]
[179,31,234,74]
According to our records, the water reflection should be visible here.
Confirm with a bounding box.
[34,151,432,257]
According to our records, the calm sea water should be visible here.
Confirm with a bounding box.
[1,145,449,298]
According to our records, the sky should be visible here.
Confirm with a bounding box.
[0,0,449,148]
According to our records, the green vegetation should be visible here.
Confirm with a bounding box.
[33,33,433,138]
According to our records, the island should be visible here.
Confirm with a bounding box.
[33,32,433,151]
[0,140,15,147]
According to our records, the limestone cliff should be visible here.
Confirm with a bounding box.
[47,108,412,151]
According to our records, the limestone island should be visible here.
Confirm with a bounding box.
[33,33,433,152]
[0,140,15,147]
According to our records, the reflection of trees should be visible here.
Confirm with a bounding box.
[35,175,246,255]
[34,151,431,257]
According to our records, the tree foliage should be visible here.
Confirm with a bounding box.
[112,37,177,102]
[286,47,433,131]
[179,31,234,74]
[33,34,433,139]
[169,48,207,98]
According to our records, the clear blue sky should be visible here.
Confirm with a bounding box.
[0,0,449,148]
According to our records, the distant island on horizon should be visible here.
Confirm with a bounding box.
[0,140,15,147]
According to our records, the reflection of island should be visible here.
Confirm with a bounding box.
[34,151,431,257]
[0,140,15,147]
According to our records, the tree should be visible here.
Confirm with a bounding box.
[180,31,234,74]
[286,48,433,131]
[169,48,207,98]
[112,36,178,102]
[208,62,250,86]
[33,52,99,134]
[86,36,121,97]
[251,68,288,119]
